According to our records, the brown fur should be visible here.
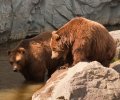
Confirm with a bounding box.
[50,17,116,67]
[8,32,63,82]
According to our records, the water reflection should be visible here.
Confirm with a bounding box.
[0,41,44,100]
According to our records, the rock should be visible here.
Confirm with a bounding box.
[110,60,120,73]
[0,0,12,44]
[0,0,120,44]
[32,61,120,100]
[32,68,68,100]
[110,30,120,60]
[110,30,120,47]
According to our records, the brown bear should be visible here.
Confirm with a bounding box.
[50,17,116,67]
[8,32,63,82]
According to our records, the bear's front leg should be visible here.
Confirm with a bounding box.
[73,48,87,65]
[72,38,91,66]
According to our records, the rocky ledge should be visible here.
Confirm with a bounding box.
[110,30,120,60]
[0,0,120,44]
[32,61,120,100]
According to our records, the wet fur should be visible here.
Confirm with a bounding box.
[8,32,63,82]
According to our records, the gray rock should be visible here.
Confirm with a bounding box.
[0,0,12,44]
[110,60,120,73]
[0,0,120,44]
[110,30,120,47]
[32,61,120,100]
[110,30,120,60]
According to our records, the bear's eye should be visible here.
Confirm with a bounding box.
[52,48,57,51]
[16,60,21,64]
[56,37,60,41]
[10,61,13,65]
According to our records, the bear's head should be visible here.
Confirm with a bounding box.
[50,31,69,60]
[8,47,27,72]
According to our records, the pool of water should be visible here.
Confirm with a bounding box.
[0,41,44,100]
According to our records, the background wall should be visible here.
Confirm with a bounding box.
[0,0,120,44]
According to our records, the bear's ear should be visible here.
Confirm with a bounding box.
[18,47,25,54]
[8,50,11,55]
[52,31,60,40]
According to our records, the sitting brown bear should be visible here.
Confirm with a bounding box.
[50,17,116,67]
[8,32,63,82]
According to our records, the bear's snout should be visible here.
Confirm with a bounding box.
[13,66,18,72]
[51,51,60,59]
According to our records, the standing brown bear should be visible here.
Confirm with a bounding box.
[8,32,63,82]
[50,17,116,67]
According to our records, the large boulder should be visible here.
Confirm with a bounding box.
[32,61,120,100]
[110,60,120,73]
[110,30,120,60]
[0,0,120,44]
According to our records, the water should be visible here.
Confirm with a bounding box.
[0,41,44,100]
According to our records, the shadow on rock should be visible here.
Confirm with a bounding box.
[110,60,120,73]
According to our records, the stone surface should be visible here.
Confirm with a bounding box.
[32,61,120,100]
[110,60,120,73]
[110,30,120,60]
[0,0,120,44]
